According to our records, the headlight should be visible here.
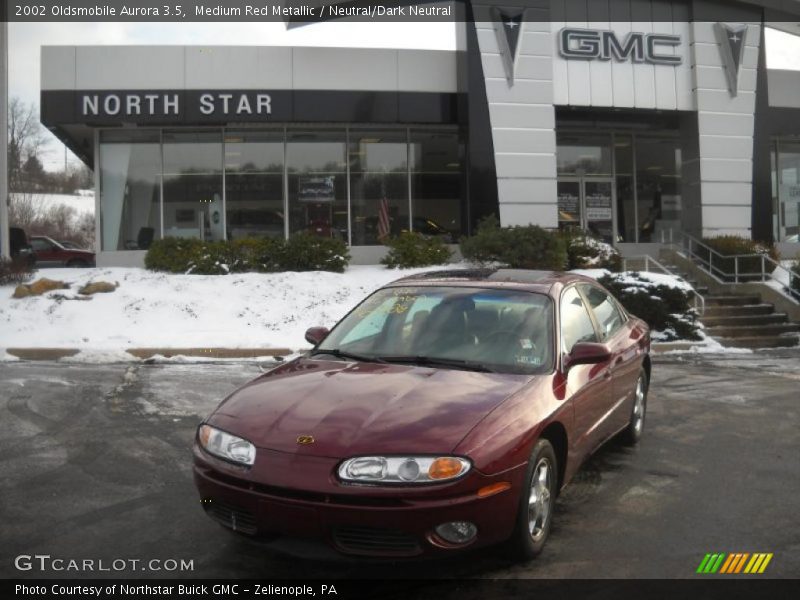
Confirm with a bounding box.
[338,456,470,484]
[197,424,256,466]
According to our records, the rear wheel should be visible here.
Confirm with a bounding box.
[507,439,557,561]
[622,369,648,445]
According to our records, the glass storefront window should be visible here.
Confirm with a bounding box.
[99,130,161,251]
[286,130,348,240]
[349,130,409,246]
[410,130,462,242]
[614,135,635,243]
[557,133,613,176]
[163,131,224,241]
[776,141,800,243]
[224,131,284,240]
[635,136,682,243]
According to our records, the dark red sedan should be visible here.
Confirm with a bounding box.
[193,269,650,560]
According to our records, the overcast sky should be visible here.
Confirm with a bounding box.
[8,21,800,171]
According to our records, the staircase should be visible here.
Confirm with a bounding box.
[702,293,800,349]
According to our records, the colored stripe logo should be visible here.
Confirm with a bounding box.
[696,552,773,574]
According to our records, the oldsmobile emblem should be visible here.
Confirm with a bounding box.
[296,435,315,445]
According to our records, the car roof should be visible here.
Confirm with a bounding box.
[388,268,598,295]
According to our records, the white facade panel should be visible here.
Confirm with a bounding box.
[76,47,185,89]
[702,205,752,234]
[185,47,292,89]
[700,182,754,206]
[696,90,756,114]
[498,178,558,204]
[700,158,753,183]
[293,47,398,91]
[398,50,458,93]
[492,129,557,154]
[699,135,754,161]
[697,112,755,136]
[485,78,554,104]
[488,104,556,129]
[42,47,76,90]
[499,203,559,228]
[495,153,557,179]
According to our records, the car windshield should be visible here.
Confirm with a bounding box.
[315,286,554,375]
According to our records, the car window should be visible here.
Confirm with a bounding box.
[581,284,625,340]
[560,286,598,354]
[31,239,52,252]
[318,286,554,374]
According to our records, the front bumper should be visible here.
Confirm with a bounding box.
[193,444,526,558]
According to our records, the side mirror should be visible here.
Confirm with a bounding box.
[563,342,611,372]
[305,326,329,346]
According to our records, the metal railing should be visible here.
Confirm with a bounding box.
[621,254,706,316]
[659,229,800,300]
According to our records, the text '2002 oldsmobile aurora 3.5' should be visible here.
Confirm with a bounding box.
[193,269,651,560]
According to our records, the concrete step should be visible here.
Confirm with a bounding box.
[704,323,800,338]
[711,334,800,349]
[701,313,789,327]
[703,304,774,318]
[704,294,762,306]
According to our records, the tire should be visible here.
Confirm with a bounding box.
[621,368,648,446]
[507,439,558,561]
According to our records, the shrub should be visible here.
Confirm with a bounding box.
[461,215,567,270]
[0,256,35,286]
[598,273,700,341]
[280,233,350,273]
[700,235,779,282]
[381,231,452,269]
[145,235,350,274]
[559,230,622,271]
[144,237,205,273]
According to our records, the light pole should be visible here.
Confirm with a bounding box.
[0,20,9,260]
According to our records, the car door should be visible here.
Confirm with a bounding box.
[580,284,641,436]
[560,285,611,461]
[30,238,59,267]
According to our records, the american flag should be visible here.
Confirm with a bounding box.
[377,197,391,240]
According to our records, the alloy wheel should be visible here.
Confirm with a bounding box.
[527,457,552,542]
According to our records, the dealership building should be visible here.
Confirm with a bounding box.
[40,0,800,266]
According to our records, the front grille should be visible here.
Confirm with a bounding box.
[205,500,258,535]
[332,526,421,556]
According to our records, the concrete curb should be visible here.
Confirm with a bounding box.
[5,347,294,361]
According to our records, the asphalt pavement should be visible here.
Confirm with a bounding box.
[1,350,799,584]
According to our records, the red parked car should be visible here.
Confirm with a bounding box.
[193,269,650,560]
[30,235,95,268]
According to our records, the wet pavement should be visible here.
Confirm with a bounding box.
[1,350,799,584]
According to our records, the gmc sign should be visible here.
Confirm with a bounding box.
[559,28,682,65]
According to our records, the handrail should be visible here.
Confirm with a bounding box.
[621,254,705,316]
[659,229,800,299]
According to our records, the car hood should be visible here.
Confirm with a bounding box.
[208,357,531,458]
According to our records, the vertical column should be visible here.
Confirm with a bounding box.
[691,20,761,238]
[0,22,9,259]
[474,1,558,228]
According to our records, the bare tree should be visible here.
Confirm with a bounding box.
[8,191,45,230]
[8,97,47,192]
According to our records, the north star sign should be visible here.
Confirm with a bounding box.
[80,91,273,118]
[559,28,682,65]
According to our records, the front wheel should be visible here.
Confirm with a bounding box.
[621,369,648,446]
[507,439,557,561]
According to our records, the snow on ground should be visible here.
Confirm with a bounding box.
[0,264,751,360]
[0,265,444,355]
[11,192,95,217]
[765,260,799,302]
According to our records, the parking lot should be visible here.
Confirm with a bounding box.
[1,350,799,583]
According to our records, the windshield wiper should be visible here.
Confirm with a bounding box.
[310,348,387,364]
[377,355,496,373]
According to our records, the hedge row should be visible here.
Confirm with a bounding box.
[144,234,350,274]
[459,216,621,271]
[700,235,779,282]
[598,273,701,341]
[381,231,452,269]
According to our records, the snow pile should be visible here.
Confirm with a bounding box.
[572,268,695,292]
[0,265,444,355]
